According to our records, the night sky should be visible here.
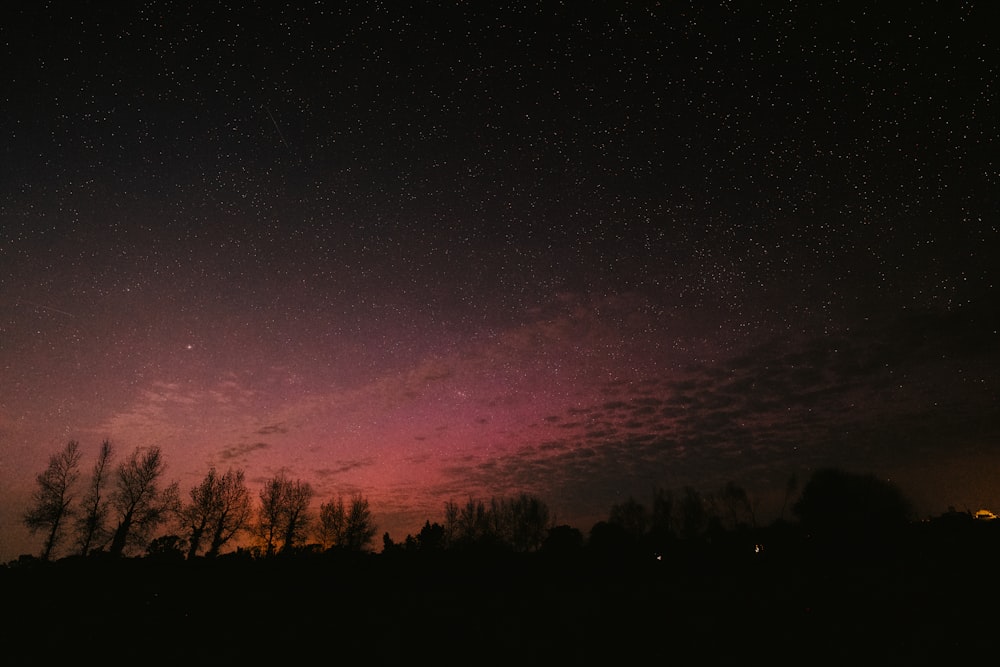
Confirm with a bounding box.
[2,1,998,561]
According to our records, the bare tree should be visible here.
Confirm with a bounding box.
[345,495,377,551]
[650,487,675,541]
[108,446,179,556]
[444,497,490,547]
[181,468,221,559]
[255,473,314,556]
[442,494,550,552]
[496,493,550,552]
[23,441,82,560]
[678,486,709,541]
[317,494,377,552]
[180,468,252,558]
[317,496,346,550]
[182,467,253,559]
[74,439,113,556]
[718,481,757,530]
[205,468,252,558]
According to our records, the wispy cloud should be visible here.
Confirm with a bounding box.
[218,441,270,462]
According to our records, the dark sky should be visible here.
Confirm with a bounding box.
[2,1,998,561]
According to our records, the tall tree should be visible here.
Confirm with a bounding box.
[609,496,649,544]
[23,440,82,560]
[444,497,490,547]
[108,446,179,556]
[649,487,676,546]
[718,481,756,530]
[317,496,346,550]
[181,467,252,558]
[205,468,252,558]
[344,494,377,552]
[442,494,550,552]
[678,486,709,541]
[318,494,377,552]
[256,473,314,556]
[499,493,550,552]
[182,468,222,559]
[74,439,113,556]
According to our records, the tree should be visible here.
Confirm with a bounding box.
[496,493,550,552]
[317,496,346,550]
[23,441,82,560]
[649,487,676,549]
[718,481,756,530]
[416,520,446,551]
[147,534,187,561]
[108,446,179,557]
[678,486,709,542]
[205,468,252,558]
[780,473,798,522]
[74,439,113,556]
[792,468,913,544]
[542,524,584,554]
[609,496,649,544]
[344,495,377,551]
[255,473,314,556]
[318,494,377,552]
[444,497,490,547]
[181,467,252,558]
[441,494,550,552]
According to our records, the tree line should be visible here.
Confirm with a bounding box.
[20,440,377,561]
[19,438,931,564]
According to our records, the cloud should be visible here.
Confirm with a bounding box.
[218,441,270,461]
[423,307,1000,527]
[315,458,374,478]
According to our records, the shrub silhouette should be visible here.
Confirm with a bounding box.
[792,468,913,545]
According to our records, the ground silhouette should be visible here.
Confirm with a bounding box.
[3,513,999,665]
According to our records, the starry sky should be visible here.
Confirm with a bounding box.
[2,1,998,561]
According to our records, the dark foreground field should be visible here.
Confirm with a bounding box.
[3,524,999,665]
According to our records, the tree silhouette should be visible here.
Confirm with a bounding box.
[649,487,676,551]
[181,467,252,558]
[23,440,82,560]
[344,495,377,551]
[205,468,253,558]
[108,446,179,557]
[492,493,551,552]
[587,520,633,558]
[146,534,187,560]
[74,439,113,556]
[718,481,756,530]
[444,497,490,547]
[792,468,913,544]
[541,524,584,554]
[317,496,347,550]
[609,496,649,545]
[318,493,377,552]
[442,494,551,551]
[416,520,446,551]
[780,473,798,522]
[678,486,709,541]
[256,473,314,556]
